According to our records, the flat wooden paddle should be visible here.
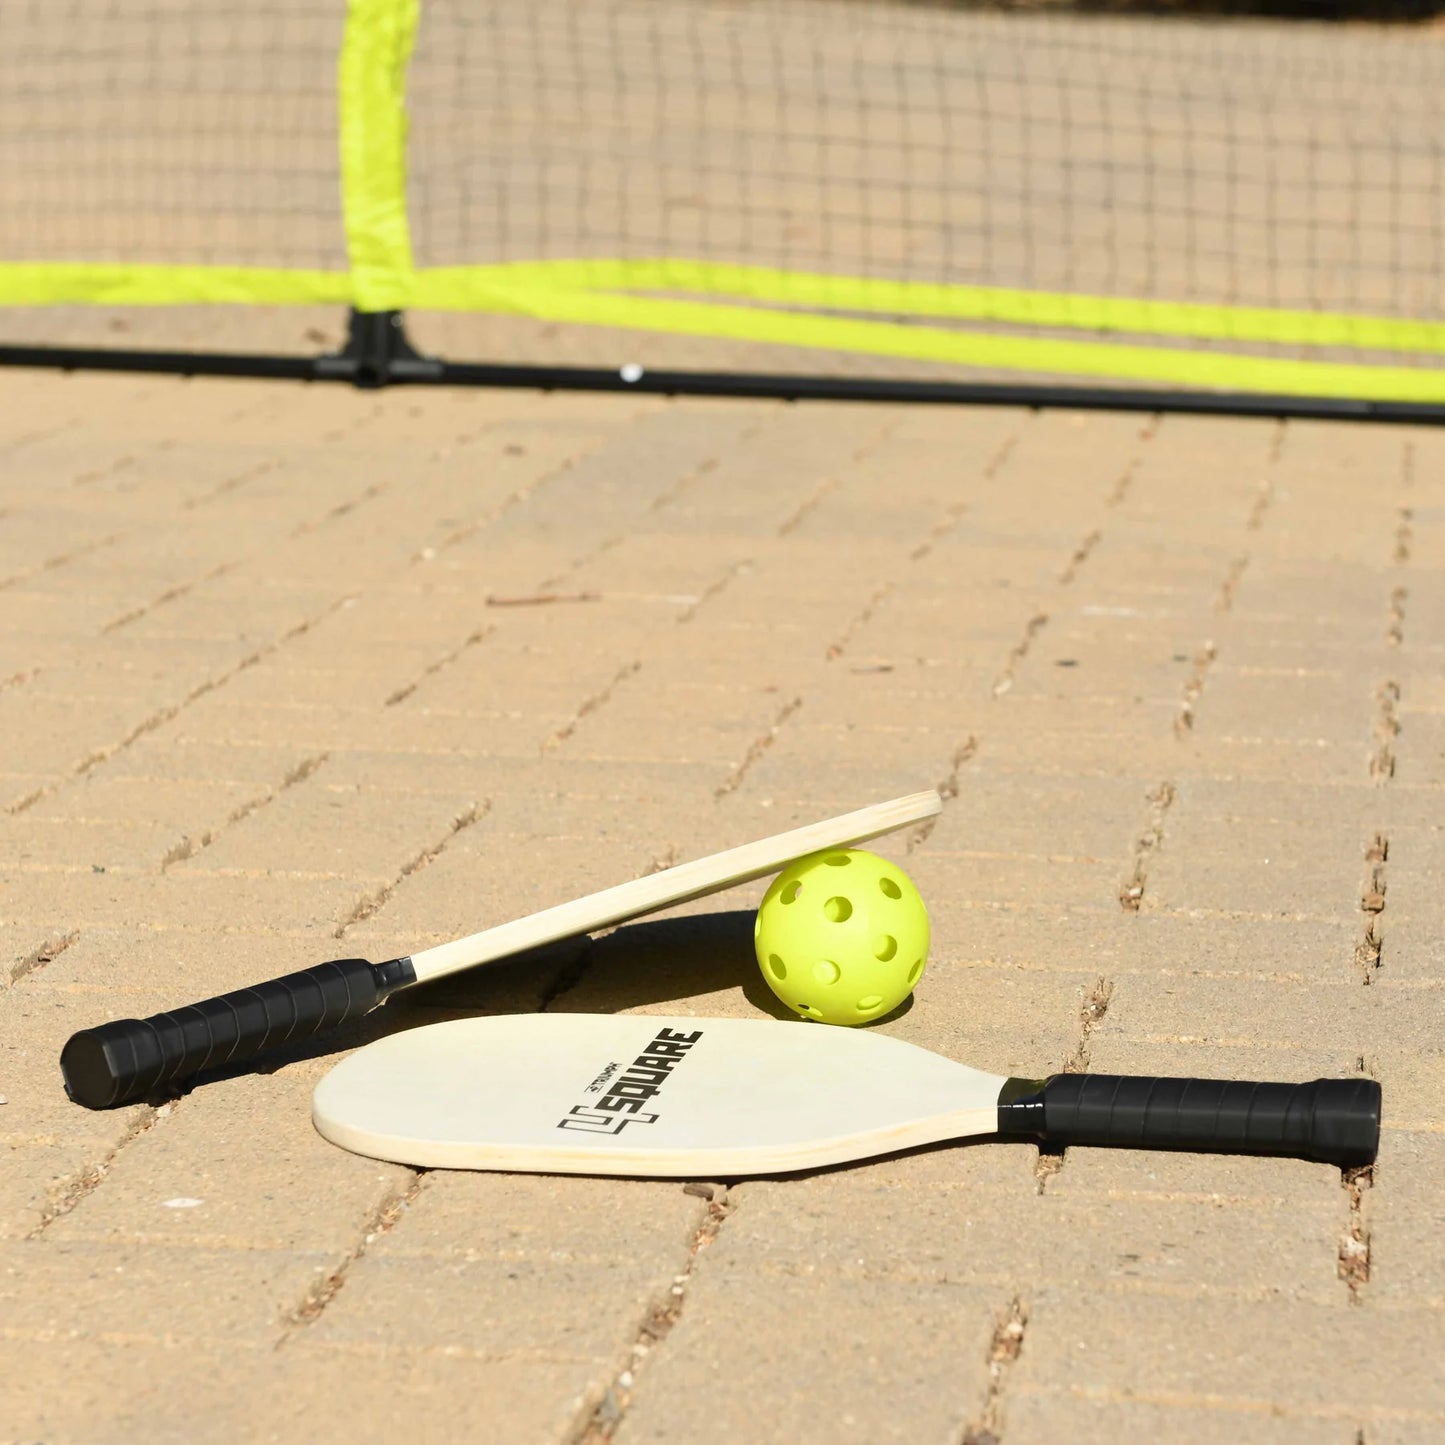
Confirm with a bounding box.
[312,1013,1380,1175]
[61,791,941,1108]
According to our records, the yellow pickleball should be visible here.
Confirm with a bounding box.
[754,849,930,1025]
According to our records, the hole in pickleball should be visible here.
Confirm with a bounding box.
[813,959,840,985]
[824,853,851,866]
[878,877,902,899]
[907,958,923,985]
[781,881,802,904]
[873,934,897,962]
[768,954,787,980]
[824,896,852,923]
[855,995,884,1013]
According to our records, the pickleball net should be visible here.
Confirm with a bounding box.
[3,0,1445,402]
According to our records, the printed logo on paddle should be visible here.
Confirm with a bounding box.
[557,1026,703,1135]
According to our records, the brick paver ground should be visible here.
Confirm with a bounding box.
[1,369,1441,1443]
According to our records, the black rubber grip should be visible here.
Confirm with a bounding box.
[1034,1073,1381,1168]
[59,958,407,1109]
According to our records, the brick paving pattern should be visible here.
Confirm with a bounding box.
[1,370,1442,1442]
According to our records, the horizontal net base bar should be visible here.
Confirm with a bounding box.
[6,333,1445,428]
[5,260,1445,402]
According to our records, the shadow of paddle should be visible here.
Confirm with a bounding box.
[174,905,909,1102]
[388,909,762,1015]
[399,906,912,1026]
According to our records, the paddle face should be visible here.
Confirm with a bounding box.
[313,1014,1006,1176]
[410,790,942,983]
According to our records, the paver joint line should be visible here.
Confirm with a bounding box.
[1119,782,1177,912]
[278,1173,427,1342]
[712,695,803,798]
[961,1296,1029,1445]
[334,800,490,939]
[571,1188,735,1445]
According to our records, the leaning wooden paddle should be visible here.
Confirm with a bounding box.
[61,791,941,1109]
[312,1013,1381,1175]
